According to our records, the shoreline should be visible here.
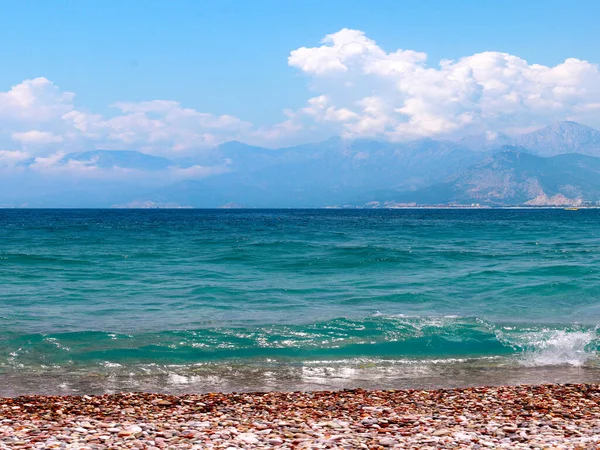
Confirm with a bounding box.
[2,383,600,448]
[2,363,600,398]
[0,359,600,397]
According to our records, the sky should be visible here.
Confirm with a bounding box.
[1,0,600,160]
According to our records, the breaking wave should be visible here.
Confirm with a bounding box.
[1,315,598,373]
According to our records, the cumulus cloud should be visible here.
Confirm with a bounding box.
[62,100,254,153]
[0,80,255,156]
[287,28,600,140]
[0,77,74,123]
[12,130,64,145]
[1,30,600,158]
[0,150,31,168]
[0,148,229,182]
[289,28,427,76]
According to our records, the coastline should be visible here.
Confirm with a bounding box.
[2,384,600,449]
[2,361,600,398]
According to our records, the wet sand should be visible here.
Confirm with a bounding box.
[2,362,600,397]
[1,384,600,449]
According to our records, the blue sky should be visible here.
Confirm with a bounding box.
[1,0,599,124]
[0,0,600,157]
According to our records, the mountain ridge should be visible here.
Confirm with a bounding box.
[459,121,600,157]
[4,120,600,207]
[358,147,600,207]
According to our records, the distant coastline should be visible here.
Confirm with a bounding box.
[0,205,599,210]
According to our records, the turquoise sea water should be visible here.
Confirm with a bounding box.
[1,209,600,395]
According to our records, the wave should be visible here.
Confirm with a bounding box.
[1,315,598,373]
[495,325,599,367]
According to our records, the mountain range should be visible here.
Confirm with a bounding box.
[459,121,600,157]
[362,148,600,207]
[4,121,600,208]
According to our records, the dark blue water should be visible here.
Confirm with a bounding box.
[1,209,600,395]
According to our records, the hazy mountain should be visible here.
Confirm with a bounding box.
[6,121,600,208]
[459,121,600,157]
[1,176,155,208]
[142,179,229,208]
[0,151,177,208]
[513,121,600,157]
[142,138,482,207]
[361,147,600,207]
[62,150,173,170]
[458,132,512,151]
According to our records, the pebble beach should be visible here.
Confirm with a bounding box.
[2,384,600,449]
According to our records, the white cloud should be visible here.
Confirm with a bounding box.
[300,95,360,123]
[289,29,426,76]
[287,29,600,140]
[59,100,254,153]
[0,79,256,155]
[1,31,600,156]
[0,77,74,122]
[0,148,227,181]
[28,152,69,171]
[169,164,230,179]
[0,150,31,168]
[12,130,64,145]
[28,154,138,177]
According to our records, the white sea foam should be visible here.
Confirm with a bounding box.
[101,361,122,368]
[371,313,600,367]
[497,327,599,367]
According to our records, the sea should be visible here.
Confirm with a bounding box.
[1,208,600,396]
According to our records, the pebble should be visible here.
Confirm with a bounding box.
[379,437,398,446]
[236,432,259,443]
[432,428,451,436]
[0,384,600,449]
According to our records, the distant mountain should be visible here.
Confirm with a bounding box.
[142,179,229,208]
[7,121,600,208]
[360,147,600,207]
[458,132,512,151]
[174,141,277,168]
[62,150,173,170]
[460,121,600,157]
[143,138,482,207]
[513,121,600,157]
[0,150,177,208]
